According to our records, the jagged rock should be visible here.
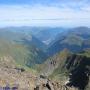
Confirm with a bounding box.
[40,74,47,79]
[14,67,25,73]
[34,76,78,90]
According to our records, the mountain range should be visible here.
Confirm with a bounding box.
[0,29,47,67]
[0,26,90,90]
[47,27,90,56]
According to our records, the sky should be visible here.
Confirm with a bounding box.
[0,0,90,27]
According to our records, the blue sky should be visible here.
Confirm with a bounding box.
[0,0,90,27]
[0,0,78,5]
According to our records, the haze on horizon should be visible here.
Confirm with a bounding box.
[0,0,90,27]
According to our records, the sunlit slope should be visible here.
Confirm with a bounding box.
[38,49,90,81]
[0,30,47,67]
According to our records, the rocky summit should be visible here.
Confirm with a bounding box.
[0,56,78,90]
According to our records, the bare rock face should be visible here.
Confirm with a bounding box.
[0,56,36,90]
[34,75,78,90]
[0,54,90,90]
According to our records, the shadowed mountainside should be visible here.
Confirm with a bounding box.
[38,49,90,90]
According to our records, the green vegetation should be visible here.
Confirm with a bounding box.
[61,34,84,46]
[0,30,47,69]
[0,27,90,90]
[78,49,90,57]
[40,48,90,82]
[49,49,71,80]
[47,27,90,56]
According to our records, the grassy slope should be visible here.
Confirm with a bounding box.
[50,49,90,80]
[49,49,71,80]
[0,30,47,68]
[36,49,71,80]
[38,48,90,82]
[47,27,90,56]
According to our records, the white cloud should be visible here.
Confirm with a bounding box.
[0,5,90,27]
